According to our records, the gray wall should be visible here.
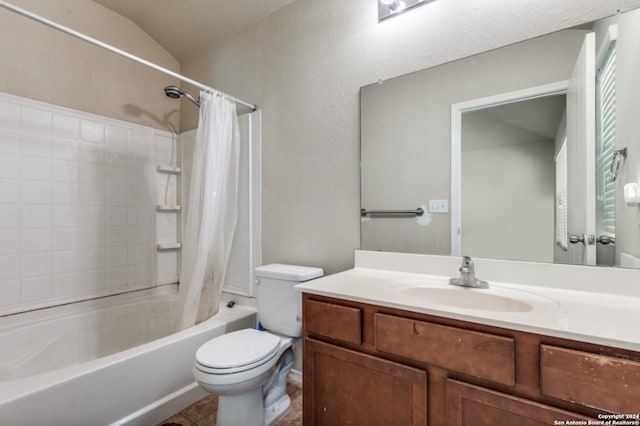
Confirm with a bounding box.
[0,0,181,132]
[605,10,640,264]
[462,113,555,263]
[3,1,639,274]
[180,0,640,274]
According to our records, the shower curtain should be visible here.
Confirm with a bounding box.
[177,92,240,329]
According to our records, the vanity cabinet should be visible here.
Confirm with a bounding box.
[540,345,640,414]
[304,338,427,425]
[302,294,640,425]
[374,313,516,386]
[446,379,591,425]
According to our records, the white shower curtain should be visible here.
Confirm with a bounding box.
[177,91,240,329]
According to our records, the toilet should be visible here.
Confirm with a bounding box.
[193,263,323,426]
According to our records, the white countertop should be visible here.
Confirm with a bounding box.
[296,252,640,352]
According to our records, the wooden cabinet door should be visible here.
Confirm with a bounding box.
[304,338,427,426]
[446,379,593,426]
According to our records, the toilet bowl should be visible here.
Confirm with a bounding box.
[192,264,323,426]
[193,328,292,395]
[193,328,294,426]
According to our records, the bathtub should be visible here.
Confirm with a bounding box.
[0,288,256,426]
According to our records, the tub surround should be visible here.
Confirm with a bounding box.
[296,250,640,351]
[0,91,180,317]
[298,251,640,424]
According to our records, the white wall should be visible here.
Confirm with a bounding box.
[180,0,640,274]
[553,114,570,264]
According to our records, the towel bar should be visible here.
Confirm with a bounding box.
[361,208,424,217]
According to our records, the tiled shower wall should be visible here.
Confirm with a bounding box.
[0,93,179,315]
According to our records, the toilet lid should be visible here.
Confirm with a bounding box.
[195,328,281,369]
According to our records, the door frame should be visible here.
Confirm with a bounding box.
[450,80,569,256]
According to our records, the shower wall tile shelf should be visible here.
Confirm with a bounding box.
[156,243,182,250]
[157,165,182,174]
[157,205,182,212]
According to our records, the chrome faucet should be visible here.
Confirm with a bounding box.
[449,256,489,289]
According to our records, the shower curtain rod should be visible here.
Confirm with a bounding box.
[0,0,257,111]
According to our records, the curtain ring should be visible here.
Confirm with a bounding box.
[610,147,627,182]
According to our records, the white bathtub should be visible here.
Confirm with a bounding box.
[0,289,256,426]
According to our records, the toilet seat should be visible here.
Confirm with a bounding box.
[195,329,281,375]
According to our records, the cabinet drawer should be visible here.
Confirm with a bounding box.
[375,313,515,386]
[541,345,640,413]
[303,299,362,345]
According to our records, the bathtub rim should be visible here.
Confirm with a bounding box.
[0,302,257,405]
[0,284,179,331]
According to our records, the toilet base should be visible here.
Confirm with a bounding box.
[215,390,291,426]
[264,394,291,426]
[217,388,264,426]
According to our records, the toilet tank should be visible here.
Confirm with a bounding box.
[255,264,323,337]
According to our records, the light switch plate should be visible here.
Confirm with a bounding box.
[428,199,448,213]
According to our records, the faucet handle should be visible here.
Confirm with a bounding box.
[451,256,488,289]
[459,256,473,274]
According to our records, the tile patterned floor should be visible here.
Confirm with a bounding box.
[158,380,302,426]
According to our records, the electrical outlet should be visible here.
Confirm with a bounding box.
[428,199,448,213]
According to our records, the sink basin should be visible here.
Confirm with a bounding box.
[401,287,533,312]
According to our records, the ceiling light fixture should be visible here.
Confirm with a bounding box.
[378,0,433,21]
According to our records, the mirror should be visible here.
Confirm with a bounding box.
[361,8,640,269]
